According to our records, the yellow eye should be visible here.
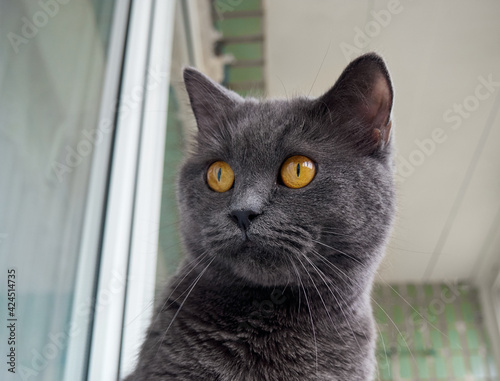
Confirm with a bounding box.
[207,161,235,192]
[280,155,316,189]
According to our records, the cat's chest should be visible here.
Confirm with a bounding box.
[182,320,337,381]
[155,278,374,380]
[169,297,369,381]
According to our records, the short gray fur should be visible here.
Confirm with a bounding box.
[126,53,396,381]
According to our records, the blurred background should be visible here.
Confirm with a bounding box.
[1,0,499,380]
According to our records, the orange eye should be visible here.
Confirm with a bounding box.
[207,161,235,192]
[280,155,316,189]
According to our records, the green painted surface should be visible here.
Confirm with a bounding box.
[375,305,388,324]
[390,284,400,297]
[393,305,404,325]
[215,17,261,37]
[372,283,498,380]
[461,301,474,323]
[445,303,456,324]
[430,329,443,349]
[406,284,416,297]
[447,328,461,349]
[380,362,392,380]
[222,42,263,60]
[467,329,479,349]
[452,355,466,378]
[416,356,429,379]
[212,0,265,96]
[434,356,448,378]
[227,66,263,83]
[414,331,425,350]
[399,356,412,379]
[424,284,434,298]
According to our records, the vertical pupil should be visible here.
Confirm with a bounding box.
[296,163,300,177]
[217,167,222,182]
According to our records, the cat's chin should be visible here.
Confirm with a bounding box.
[230,261,294,287]
[216,239,297,287]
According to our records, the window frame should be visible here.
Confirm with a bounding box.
[75,0,176,380]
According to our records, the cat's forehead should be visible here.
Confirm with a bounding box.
[213,101,307,166]
[223,99,316,164]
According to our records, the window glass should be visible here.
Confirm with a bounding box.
[0,1,116,379]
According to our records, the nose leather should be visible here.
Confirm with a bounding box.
[230,209,259,232]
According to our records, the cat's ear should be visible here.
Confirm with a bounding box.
[183,67,243,135]
[317,53,393,153]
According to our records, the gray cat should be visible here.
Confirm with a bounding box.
[126,53,395,381]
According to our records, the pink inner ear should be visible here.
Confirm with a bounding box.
[365,74,392,145]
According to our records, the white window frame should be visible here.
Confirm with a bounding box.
[83,0,176,380]
[119,0,176,377]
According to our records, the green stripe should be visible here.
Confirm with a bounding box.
[375,305,387,324]
[227,66,263,83]
[466,329,479,349]
[406,284,417,297]
[215,17,261,37]
[393,305,404,325]
[434,356,448,378]
[445,303,456,324]
[417,356,430,379]
[414,330,425,350]
[451,356,466,378]
[461,302,474,323]
[424,284,434,298]
[447,328,461,349]
[222,42,263,60]
[430,329,443,349]
[399,355,412,379]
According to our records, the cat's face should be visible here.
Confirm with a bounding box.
[178,54,395,287]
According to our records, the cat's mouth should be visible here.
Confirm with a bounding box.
[199,218,319,286]
[213,225,318,286]
[240,237,257,248]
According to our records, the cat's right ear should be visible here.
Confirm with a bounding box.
[316,53,394,154]
[183,67,243,136]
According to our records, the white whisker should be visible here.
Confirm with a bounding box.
[154,255,216,358]
[289,259,318,373]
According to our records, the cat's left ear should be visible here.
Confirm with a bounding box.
[317,53,394,153]
[183,67,243,136]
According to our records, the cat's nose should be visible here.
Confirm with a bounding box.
[230,209,260,232]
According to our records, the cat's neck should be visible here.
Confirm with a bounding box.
[166,258,374,323]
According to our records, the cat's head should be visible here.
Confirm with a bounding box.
[178,53,395,287]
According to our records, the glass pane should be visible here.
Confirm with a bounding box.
[0,1,116,379]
